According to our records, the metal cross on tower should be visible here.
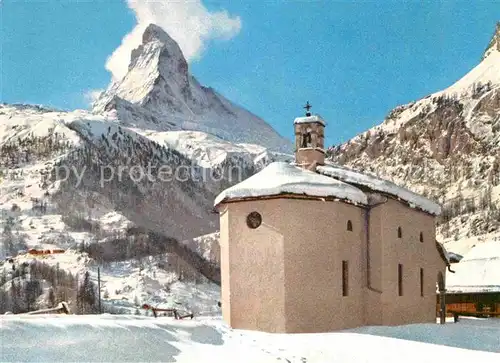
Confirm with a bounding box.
[304,101,312,116]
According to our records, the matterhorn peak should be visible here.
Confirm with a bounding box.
[91,24,292,152]
[128,23,188,80]
[482,21,500,60]
[142,23,175,44]
[93,23,190,114]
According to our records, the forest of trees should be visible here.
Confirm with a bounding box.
[439,187,500,239]
[76,229,219,285]
[1,215,28,258]
[0,131,72,168]
[0,260,98,315]
[439,187,498,223]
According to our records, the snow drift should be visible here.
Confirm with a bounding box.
[1,315,499,362]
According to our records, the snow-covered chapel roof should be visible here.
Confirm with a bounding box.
[317,162,442,215]
[214,161,441,216]
[214,162,368,207]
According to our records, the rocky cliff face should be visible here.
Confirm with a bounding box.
[327,24,500,253]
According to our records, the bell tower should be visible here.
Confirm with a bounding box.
[294,102,325,170]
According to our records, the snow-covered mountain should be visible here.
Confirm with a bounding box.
[0,101,280,312]
[93,24,292,153]
[327,22,500,257]
[0,23,294,314]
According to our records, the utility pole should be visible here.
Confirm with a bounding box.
[439,289,446,324]
[97,266,101,314]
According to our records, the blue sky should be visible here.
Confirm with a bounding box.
[1,0,498,145]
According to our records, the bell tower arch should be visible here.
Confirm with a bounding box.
[294,102,326,170]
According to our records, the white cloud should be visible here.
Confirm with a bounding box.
[106,0,242,81]
[83,89,104,106]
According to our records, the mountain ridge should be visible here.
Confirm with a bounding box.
[327,22,500,256]
[482,21,500,60]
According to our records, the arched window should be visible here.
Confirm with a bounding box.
[347,220,353,231]
[397,227,402,238]
[301,129,312,148]
[420,232,424,243]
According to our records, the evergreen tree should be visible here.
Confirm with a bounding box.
[48,287,56,308]
[77,271,96,314]
[25,280,41,312]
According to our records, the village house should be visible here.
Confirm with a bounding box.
[443,240,500,317]
[214,105,450,333]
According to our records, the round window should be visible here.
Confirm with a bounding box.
[246,211,262,229]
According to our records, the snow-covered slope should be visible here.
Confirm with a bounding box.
[0,103,253,314]
[0,248,220,317]
[0,104,219,243]
[93,24,292,153]
[327,23,500,258]
[0,105,81,146]
[138,129,291,172]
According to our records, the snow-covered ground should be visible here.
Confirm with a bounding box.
[1,315,499,362]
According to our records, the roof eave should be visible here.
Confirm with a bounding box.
[293,121,326,126]
[435,241,454,272]
[213,192,367,211]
